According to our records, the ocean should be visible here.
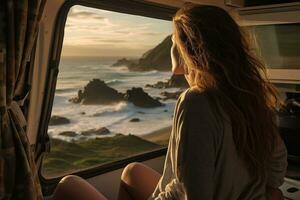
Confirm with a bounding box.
[48,57,178,141]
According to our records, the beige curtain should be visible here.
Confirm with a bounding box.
[0,0,46,199]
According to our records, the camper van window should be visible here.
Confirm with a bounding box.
[250,23,300,70]
[41,6,178,178]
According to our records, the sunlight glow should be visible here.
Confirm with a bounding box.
[61,6,172,57]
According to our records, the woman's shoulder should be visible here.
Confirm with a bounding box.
[177,87,211,110]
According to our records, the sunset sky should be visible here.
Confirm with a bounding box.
[61,6,172,57]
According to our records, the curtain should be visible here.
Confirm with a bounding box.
[0,0,46,199]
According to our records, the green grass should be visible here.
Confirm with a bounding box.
[42,134,162,178]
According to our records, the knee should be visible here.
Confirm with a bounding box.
[60,175,82,185]
[56,175,83,193]
[54,175,82,199]
[121,162,144,184]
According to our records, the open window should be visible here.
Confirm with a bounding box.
[41,5,186,179]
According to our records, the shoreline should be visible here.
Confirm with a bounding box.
[141,126,172,145]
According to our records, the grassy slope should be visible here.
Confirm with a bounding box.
[42,134,162,178]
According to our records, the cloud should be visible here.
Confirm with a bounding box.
[61,44,153,57]
[91,38,127,43]
[115,30,130,34]
[68,9,105,20]
[62,5,171,57]
[140,32,160,36]
[65,23,74,28]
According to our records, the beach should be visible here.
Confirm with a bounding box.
[43,56,178,177]
[49,56,177,142]
[141,126,172,145]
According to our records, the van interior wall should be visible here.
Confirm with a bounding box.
[27,0,65,145]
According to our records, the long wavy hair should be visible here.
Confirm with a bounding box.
[173,4,280,179]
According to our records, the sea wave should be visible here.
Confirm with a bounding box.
[55,88,77,93]
[141,70,159,75]
[111,66,129,71]
[105,79,123,85]
[49,58,176,141]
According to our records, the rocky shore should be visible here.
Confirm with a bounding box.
[145,74,188,89]
[112,35,172,71]
[68,78,164,108]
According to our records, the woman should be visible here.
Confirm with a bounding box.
[54,4,287,200]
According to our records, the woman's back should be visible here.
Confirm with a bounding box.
[150,88,287,200]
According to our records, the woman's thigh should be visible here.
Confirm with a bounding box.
[120,162,161,200]
[53,175,108,200]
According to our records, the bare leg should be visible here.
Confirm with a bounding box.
[117,162,161,200]
[53,175,108,200]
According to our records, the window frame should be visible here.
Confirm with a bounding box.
[38,0,177,195]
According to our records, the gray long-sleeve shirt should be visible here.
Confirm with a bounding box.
[149,88,287,200]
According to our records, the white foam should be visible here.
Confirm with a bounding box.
[49,58,179,141]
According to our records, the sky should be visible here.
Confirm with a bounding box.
[61,5,172,57]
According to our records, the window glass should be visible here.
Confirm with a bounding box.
[275,83,300,179]
[42,6,184,178]
[249,23,300,69]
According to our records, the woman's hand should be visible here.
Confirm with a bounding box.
[266,186,284,200]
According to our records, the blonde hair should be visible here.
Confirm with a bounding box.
[173,4,280,179]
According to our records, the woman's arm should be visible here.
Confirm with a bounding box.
[176,91,220,200]
[265,135,288,200]
[152,90,219,200]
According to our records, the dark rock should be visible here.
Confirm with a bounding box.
[69,90,83,104]
[69,79,124,105]
[125,87,163,108]
[81,127,110,136]
[80,112,86,115]
[69,79,165,108]
[160,91,183,100]
[59,131,77,137]
[146,81,166,89]
[137,35,172,71]
[164,109,168,112]
[129,118,140,122]
[146,74,188,89]
[111,35,172,71]
[69,97,80,104]
[49,115,70,126]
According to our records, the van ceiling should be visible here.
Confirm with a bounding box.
[146,0,227,8]
[58,0,230,9]
[244,0,300,6]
